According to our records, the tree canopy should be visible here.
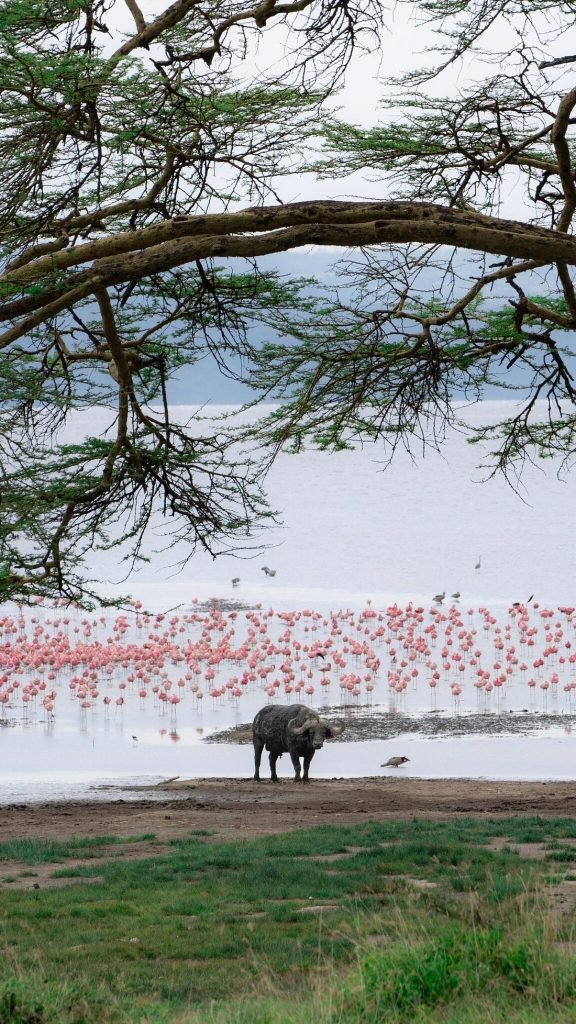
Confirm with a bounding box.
[1,0,576,603]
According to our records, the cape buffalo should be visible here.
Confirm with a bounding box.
[253,704,345,783]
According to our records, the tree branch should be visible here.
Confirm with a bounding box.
[123,0,147,34]
[551,87,576,232]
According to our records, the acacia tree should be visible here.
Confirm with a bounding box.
[1,0,576,603]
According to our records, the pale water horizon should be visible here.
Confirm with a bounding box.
[76,399,576,609]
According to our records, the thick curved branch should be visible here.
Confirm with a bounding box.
[4,200,576,293]
[123,0,147,34]
[4,202,576,346]
[550,87,576,232]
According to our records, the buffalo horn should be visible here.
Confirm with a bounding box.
[288,717,318,735]
[321,718,345,737]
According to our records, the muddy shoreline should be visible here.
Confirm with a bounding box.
[2,777,576,843]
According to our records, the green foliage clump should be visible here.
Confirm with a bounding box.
[339,925,576,1021]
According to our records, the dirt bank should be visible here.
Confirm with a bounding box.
[2,777,576,842]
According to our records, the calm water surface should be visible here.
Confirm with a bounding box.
[2,400,576,801]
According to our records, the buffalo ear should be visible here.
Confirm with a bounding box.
[323,719,345,739]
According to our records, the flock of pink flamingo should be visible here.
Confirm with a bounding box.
[0,596,576,730]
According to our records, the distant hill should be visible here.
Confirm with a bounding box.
[163,250,576,405]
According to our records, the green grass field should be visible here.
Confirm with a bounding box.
[2,817,576,1022]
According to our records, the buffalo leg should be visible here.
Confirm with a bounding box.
[289,751,301,782]
[269,752,280,782]
[302,750,315,783]
[253,740,264,781]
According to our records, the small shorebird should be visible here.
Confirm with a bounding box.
[261,566,276,577]
[232,577,240,586]
[433,591,445,604]
[381,756,410,768]
[474,555,482,571]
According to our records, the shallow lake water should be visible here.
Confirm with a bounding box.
[1,592,576,802]
[2,400,576,802]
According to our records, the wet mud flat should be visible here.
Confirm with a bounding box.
[3,777,576,845]
[208,709,576,745]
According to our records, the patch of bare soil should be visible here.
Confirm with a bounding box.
[0,837,174,890]
[484,838,550,859]
[1,777,576,848]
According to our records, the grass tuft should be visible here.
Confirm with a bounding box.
[337,923,576,1021]
[0,835,157,865]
